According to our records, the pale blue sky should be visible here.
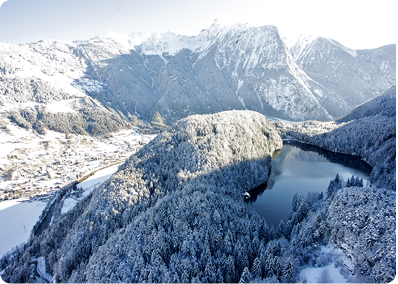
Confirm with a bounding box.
[0,0,396,49]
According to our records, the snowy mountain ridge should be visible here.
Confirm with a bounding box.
[0,21,395,135]
[288,34,395,113]
[93,30,211,57]
[286,34,358,61]
[88,20,253,57]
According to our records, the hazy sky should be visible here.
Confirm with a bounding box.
[0,0,396,49]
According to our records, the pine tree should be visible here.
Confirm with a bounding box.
[281,256,298,283]
[292,192,299,211]
[327,173,342,197]
[239,267,252,283]
[276,220,285,239]
[251,257,262,280]
[224,255,236,283]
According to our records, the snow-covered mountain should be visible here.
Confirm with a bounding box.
[0,21,395,134]
[337,85,396,122]
[288,35,395,116]
[0,40,129,135]
[73,20,331,123]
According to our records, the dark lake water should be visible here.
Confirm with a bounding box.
[246,141,372,229]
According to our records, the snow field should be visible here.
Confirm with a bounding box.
[0,199,46,257]
[300,263,346,283]
[299,245,353,283]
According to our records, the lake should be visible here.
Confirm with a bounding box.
[246,141,372,229]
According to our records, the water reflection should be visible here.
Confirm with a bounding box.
[246,141,372,228]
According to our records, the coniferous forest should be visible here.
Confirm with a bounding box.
[1,87,396,283]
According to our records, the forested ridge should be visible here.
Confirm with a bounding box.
[275,85,396,190]
[1,97,396,283]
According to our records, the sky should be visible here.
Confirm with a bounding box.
[0,0,396,49]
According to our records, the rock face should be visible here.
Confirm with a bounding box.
[0,21,395,133]
[62,22,332,123]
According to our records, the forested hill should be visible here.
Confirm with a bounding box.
[337,85,396,122]
[1,110,283,282]
[276,85,396,190]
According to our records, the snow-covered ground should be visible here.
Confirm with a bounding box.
[0,199,46,257]
[35,256,53,283]
[300,263,347,283]
[298,245,354,283]
[61,163,122,214]
[0,124,155,201]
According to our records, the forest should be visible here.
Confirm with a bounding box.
[275,85,396,190]
[0,87,396,283]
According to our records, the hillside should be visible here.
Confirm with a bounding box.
[275,85,396,190]
[0,41,130,135]
[1,110,283,282]
[337,85,396,122]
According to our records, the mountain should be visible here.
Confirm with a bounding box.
[337,84,396,122]
[288,35,395,117]
[0,21,395,134]
[0,41,130,135]
[69,21,331,123]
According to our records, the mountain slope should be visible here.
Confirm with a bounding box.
[288,35,395,116]
[78,21,331,123]
[2,109,395,283]
[0,41,129,134]
[337,84,396,122]
[1,110,282,283]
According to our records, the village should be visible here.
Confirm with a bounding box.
[0,124,155,202]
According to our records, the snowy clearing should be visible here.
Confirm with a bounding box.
[298,245,354,283]
[0,199,46,257]
[300,263,347,283]
[35,256,53,283]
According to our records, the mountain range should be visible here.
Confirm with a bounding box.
[0,20,395,134]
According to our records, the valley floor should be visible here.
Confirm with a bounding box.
[0,124,155,201]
